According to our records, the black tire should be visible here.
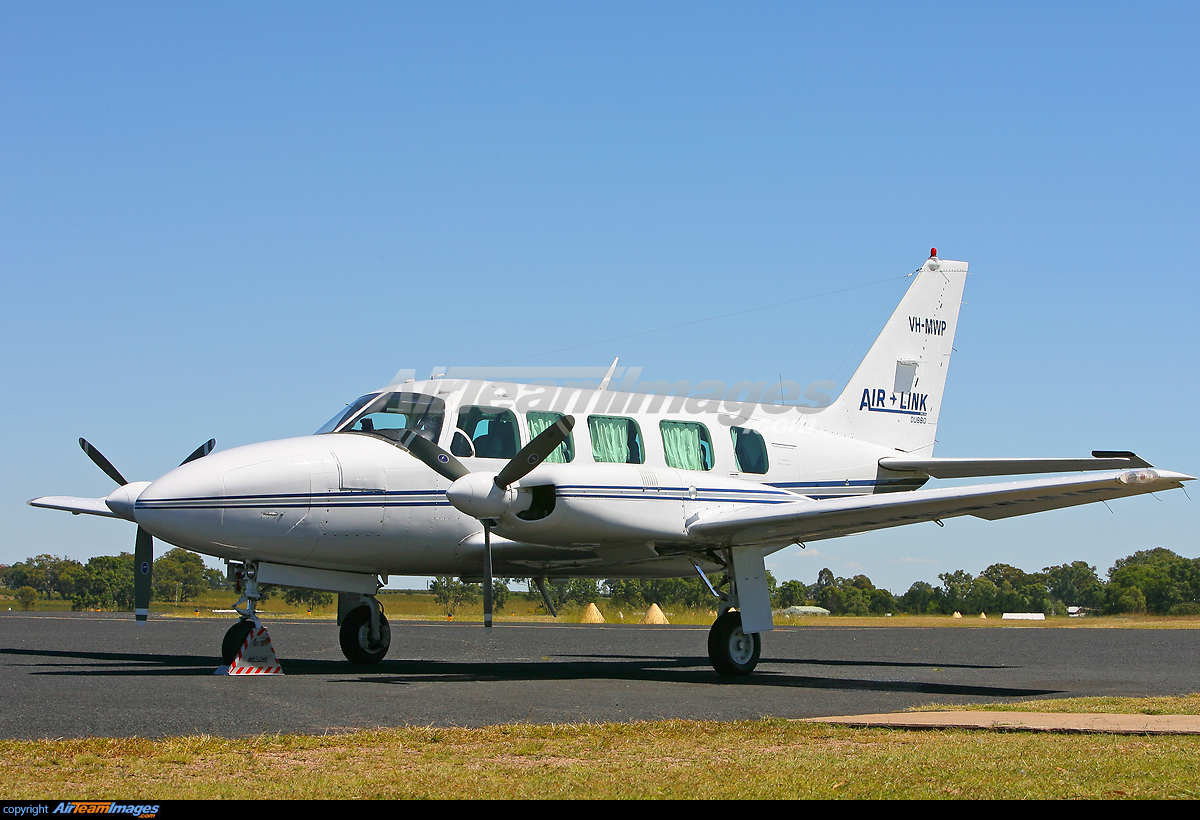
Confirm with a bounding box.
[221,619,256,665]
[707,610,761,676]
[339,606,391,664]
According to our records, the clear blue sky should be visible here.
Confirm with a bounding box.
[3,2,1197,594]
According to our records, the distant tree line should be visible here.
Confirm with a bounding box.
[595,547,1200,617]
[5,546,1198,617]
[778,548,1200,616]
[1,550,225,611]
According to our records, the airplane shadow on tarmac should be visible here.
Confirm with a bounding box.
[0,646,1061,699]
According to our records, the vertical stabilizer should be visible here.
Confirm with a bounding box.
[811,252,968,453]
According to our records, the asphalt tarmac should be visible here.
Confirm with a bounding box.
[1,611,1197,739]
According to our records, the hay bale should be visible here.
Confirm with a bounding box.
[580,603,605,623]
[640,603,669,624]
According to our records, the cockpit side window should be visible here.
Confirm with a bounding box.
[455,406,520,459]
[334,393,446,444]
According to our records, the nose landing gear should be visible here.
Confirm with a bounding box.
[221,619,257,665]
[221,562,264,666]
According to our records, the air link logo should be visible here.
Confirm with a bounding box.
[909,316,947,336]
[858,388,928,416]
[51,805,159,818]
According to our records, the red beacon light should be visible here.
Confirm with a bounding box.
[930,247,937,258]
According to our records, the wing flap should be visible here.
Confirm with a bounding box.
[878,451,1152,479]
[687,469,1192,546]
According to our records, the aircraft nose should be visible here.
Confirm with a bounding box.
[134,438,332,553]
[134,452,227,550]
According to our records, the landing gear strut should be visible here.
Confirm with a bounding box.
[222,561,263,665]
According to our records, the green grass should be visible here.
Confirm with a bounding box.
[1,700,1198,799]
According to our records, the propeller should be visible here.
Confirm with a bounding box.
[78,437,216,625]
[398,416,575,628]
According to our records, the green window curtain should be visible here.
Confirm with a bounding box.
[589,416,635,463]
[527,412,573,463]
[661,421,709,471]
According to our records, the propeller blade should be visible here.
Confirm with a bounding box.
[134,526,153,625]
[483,524,494,630]
[398,429,470,482]
[494,415,574,489]
[79,438,129,486]
[180,438,216,466]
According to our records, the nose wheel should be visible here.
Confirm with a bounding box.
[708,610,761,676]
[339,606,391,664]
[221,619,256,665]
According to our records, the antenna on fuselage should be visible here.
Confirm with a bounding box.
[597,357,619,391]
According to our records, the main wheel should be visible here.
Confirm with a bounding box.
[221,619,256,665]
[708,610,761,676]
[339,606,391,664]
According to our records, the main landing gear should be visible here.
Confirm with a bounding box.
[698,555,765,676]
[339,600,391,664]
[707,610,761,676]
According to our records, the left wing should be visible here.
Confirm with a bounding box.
[27,496,117,518]
[687,469,1193,546]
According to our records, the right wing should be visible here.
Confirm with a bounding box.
[687,469,1193,546]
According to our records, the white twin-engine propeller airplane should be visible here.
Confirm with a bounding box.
[30,251,1193,675]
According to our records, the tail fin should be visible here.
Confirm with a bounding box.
[811,252,968,453]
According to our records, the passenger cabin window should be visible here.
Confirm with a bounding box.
[660,420,714,471]
[731,426,769,474]
[335,393,445,444]
[455,406,520,459]
[527,412,575,463]
[588,416,644,464]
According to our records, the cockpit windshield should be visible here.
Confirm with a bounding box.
[315,393,379,435]
[319,391,446,444]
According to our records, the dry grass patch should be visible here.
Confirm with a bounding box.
[2,709,1199,799]
[909,693,1200,715]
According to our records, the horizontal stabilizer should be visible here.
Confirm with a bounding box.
[688,469,1193,546]
[879,451,1153,479]
[27,496,117,518]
